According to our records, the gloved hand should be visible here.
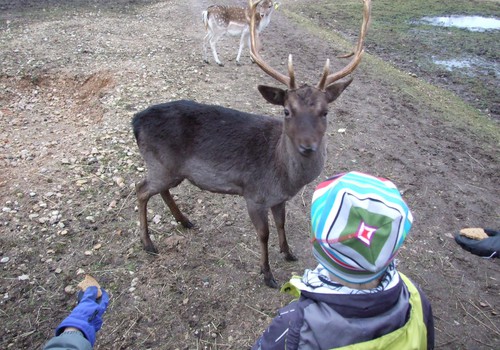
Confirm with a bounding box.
[55,286,110,346]
[455,228,500,258]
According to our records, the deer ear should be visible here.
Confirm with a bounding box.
[258,85,286,106]
[324,78,353,103]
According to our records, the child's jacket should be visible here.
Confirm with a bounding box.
[252,265,434,350]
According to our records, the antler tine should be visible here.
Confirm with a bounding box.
[249,0,294,88]
[318,0,371,90]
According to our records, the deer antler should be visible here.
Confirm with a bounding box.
[317,0,371,90]
[249,0,296,89]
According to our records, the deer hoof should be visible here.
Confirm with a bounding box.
[144,244,159,255]
[217,62,224,67]
[265,276,279,289]
[262,269,279,289]
[284,251,298,262]
[181,220,194,229]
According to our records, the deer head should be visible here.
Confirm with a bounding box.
[248,0,371,155]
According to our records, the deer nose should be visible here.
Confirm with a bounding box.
[299,143,317,156]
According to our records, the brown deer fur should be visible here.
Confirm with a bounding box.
[132,80,352,288]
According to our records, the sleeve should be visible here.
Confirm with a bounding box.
[412,283,435,350]
[419,290,435,350]
[252,300,303,350]
[43,331,93,350]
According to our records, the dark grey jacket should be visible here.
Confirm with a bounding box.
[252,267,434,349]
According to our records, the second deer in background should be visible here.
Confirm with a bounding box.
[202,0,279,66]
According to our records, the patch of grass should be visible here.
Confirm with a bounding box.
[282,6,499,145]
[284,0,500,118]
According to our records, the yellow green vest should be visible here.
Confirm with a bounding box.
[333,273,427,350]
[281,272,427,350]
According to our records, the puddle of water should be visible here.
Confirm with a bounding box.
[432,56,500,77]
[419,15,500,32]
[434,59,471,71]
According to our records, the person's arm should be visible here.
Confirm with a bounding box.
[43,286,109,350]
[43,328,92,350]
[252,301,302,350]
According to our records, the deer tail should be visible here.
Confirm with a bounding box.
[202,10,209,31]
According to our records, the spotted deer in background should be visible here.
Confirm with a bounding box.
[202,0,279,66]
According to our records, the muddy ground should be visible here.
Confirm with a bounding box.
[0,0,499,349]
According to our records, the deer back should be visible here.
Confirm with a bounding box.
[133,101,280,196]
[132,98,327,203]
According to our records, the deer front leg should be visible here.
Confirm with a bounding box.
[246,200,278,288]
[136,179,158,254]
[271,202,298,262]
[236,31,248,65]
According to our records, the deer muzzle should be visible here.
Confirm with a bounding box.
[298,142,318,156]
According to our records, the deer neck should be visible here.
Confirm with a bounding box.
[276,133,327,191]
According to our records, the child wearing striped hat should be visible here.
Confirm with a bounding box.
[252,171,434,350]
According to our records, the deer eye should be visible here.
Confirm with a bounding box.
[321,111,328,119]
[284,108,290,117]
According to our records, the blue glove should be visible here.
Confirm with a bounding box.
[55,286,110,346]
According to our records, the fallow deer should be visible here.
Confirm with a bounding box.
[133,0,371,288]
[202,0,279,66]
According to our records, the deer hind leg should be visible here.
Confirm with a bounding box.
[203,32,210,63]
[246,200,278,288]
[160,190,193,228]
[208,32,224,66]
[136,178,160,254]
[271,202,298,262]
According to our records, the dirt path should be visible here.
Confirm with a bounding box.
[0,1,498,349]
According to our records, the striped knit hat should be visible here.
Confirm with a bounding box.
[311,171,413,284]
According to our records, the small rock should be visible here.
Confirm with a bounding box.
[64,285,76,294]
[113,176,125,187]
[76,179,88,186]
[107,200,117,210]
[1,257,9,263]
[153,215,161,224]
